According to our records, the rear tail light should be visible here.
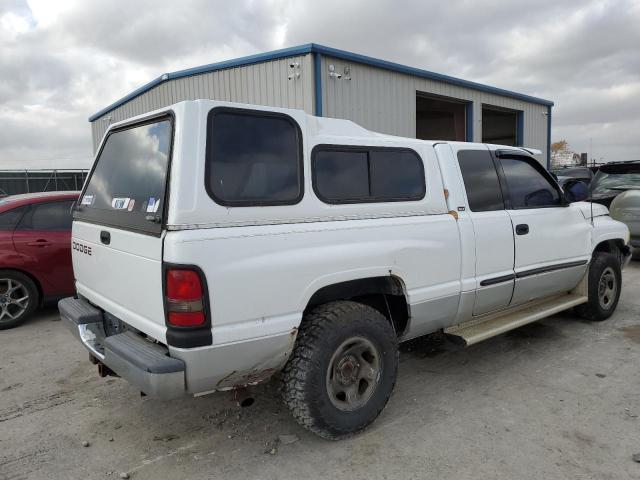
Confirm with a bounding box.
[165,268,206,327]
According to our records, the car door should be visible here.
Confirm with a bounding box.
[493,151,591,305]
[0,205,28,260]
[12,200,75,296]
[454,145,515,316]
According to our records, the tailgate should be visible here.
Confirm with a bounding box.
[72,221,167,342]
[71,115,174,343]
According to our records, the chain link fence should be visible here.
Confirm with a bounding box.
[0,170,88,196]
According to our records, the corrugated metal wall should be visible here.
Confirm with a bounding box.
[91,54,314,150]
[320,56,548,162]
[90,52,549,164]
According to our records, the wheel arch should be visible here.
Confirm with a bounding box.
[593,238,630,266]
[303,274,410,336]
[593,238,626,255]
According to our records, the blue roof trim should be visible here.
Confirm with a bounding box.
[88,44,315,121]
[89,43,553,122]
[311,44,554,108]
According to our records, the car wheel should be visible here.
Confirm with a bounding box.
[0,270,39,330]
[575,252,622,322]
[281,300,398,439]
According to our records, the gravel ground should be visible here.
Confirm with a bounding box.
[1,263,639,480]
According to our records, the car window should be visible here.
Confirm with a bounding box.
[0,206,28,231]
[206,109,303,206]
[591,165,640,197]
[500,158,561,208]
[313,147,425,203]
[457,150,505,212]
[17,201,74,231]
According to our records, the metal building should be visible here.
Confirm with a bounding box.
[89,44,553,166]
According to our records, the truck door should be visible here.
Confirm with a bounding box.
[492,150,591,305]
[453,146,515,315]
[435,143,516,317]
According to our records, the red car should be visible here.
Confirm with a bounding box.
[0,191,79,329]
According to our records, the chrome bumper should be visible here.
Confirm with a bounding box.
[58,297,186,399]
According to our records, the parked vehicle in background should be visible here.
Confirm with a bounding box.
[610,191,640,255]
[590,161,640,207]
[0,191,79,329]
[60,101,631,440]
[551,165,594,190]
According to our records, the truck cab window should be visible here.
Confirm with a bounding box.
[457,150,505,211]
[499,158,561,208]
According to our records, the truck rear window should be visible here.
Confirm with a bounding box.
[74,116,173,235]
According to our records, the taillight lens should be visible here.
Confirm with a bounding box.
[168,311,205,327]
[165,268,206,327]
[166,270,202,301]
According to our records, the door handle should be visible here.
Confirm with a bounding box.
[100,231,111,245]
[27,239,51,247]
[515,224,529,235]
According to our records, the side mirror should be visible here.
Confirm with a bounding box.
[564,179,589,203]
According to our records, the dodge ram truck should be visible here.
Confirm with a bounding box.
[60,100,632,439]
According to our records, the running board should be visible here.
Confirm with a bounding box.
[444,294,588,346]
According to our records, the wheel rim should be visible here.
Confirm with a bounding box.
[326,336,381,411]
[0,278,30,323]
[597,267,617,310]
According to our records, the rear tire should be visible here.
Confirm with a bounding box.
[0,270,39,330]
[281,301,398,440]
[575,252,621,321]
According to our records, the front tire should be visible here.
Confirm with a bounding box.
[575,252,621,321]
[0,270,39,330]
[281,301,398,440]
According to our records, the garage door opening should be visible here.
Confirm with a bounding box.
[482,106,522,146]
[416,94,469,141]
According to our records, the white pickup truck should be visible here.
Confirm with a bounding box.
[60,100,632,439]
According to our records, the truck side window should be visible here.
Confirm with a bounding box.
[457,150,505,211]
[313,146,425,203]
[499,158,561,209]
[206,108,303,206]
[314,150,369,201]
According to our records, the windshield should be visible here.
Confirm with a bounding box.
[591,170,640,197]
[74,116,173,235]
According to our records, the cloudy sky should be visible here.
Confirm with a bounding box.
[1,0,638,169]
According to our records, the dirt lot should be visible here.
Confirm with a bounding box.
[2,264,640,480]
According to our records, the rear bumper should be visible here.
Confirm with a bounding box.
[59,297,186,399]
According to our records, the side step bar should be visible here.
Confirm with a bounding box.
[445,294,588,346]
